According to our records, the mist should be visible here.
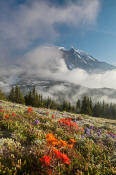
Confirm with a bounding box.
[20,46,116,89]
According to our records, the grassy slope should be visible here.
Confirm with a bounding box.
[0,100,116,175]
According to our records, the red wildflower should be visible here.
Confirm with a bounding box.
[5,114,9,118]
[46,112,49,116]
[12,113,16,116]
[49,169,52,175]
[61,153,70,165]
[52,114,55,119]
[53,149,70,165]
[27,107,32,112]
[58,117,78,129]
[40,155,51,166]
[53,149,62,159]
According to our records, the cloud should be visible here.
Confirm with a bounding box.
[1,44,116,91]
[0,0,100,59]
[21,46,67,76]
[20,46,116,90]
[0,44,116,103]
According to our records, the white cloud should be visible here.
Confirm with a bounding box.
[0,44,116,103]
[21,46,116,89]
[0,0,100,52]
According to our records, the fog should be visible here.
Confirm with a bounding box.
[20,46,116,89]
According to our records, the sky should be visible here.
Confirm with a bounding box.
[0,0,116,65]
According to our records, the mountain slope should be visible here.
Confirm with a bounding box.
[0,100,116,174]
[60,47,116,73]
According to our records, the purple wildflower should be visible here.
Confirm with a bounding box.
[111,134,116,139]
[90,126,94,130]
[97,129,101,136]
[34,120,39,125]
[81,135,84,139]
[97,132,101,136]
[85,128,90,136]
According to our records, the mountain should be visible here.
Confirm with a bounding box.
[60,47,116,73]
[0,46,116,103]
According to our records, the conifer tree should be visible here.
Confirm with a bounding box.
[0,89,6,100]
[76,99,81,113]
[25,87,40,107]
[8,87,15,102]
[9,86,25,104]
[81,96,93,115]
[14,86,25,104]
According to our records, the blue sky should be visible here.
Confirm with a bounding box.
[54,0,116,64]
[0,0,116,65]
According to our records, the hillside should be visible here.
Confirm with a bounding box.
[0,100,116,175]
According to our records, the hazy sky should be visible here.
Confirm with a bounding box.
[0,0,116,65]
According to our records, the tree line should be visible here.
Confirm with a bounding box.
[0,86,116,120]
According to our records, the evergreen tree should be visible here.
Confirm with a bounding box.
[14,86,25,104]
[0,89,6,100]
[25,87,41,107]
[81,96,93,115]
[7,85,116,120]
[9,86,25,104]
[76,99,81,113]
[8,87,15,102]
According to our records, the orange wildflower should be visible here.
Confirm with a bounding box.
[68,144,73,148]
[58,139,67,147]
[46,133,58,146]
[27,107,32,112]
[69,139,76,143]
[80,128,84,132]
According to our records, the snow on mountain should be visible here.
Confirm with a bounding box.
[59,47,116,73]
[0,46,116,103]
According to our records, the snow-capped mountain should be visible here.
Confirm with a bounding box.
[0,46,116,103]
[60,47,116,73]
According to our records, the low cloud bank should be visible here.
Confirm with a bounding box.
[0,46,116,103]
[20,46,116,89]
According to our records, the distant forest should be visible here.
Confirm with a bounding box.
[0,86,116,120]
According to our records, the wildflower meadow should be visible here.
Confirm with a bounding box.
[0,100,116,175]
